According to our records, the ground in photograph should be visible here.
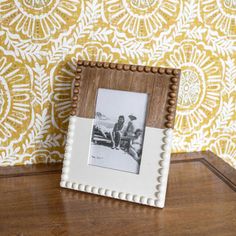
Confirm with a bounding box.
[89,143,140,174]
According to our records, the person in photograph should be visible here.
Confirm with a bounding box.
[124,115,137,137]
[94,112,110,138]
[112,115,125,149]
[128,129,143,163]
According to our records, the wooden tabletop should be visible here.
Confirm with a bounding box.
[0,151,235,236]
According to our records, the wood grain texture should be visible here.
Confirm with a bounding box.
[73,61,181,129]
[0,151,235,236]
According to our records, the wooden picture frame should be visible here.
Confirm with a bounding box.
[60,60,181,208]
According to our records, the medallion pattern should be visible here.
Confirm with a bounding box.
[0,0,81,41]
[164,41,223,136]
[201,0,236,35]
[0,0,235,168]
[0,52,32,144]
[102,0,180,39]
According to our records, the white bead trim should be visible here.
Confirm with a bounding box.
[61,117,173,208]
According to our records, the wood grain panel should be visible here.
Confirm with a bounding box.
[72,61,181,129]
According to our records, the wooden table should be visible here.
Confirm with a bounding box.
[0,151,235,236]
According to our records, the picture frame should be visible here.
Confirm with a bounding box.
[60,60,181,208]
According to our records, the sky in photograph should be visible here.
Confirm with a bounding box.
[95,88,148,127]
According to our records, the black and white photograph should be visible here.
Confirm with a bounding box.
[89,88,148,174]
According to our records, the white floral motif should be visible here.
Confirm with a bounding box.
[21,0,53,9]
[0,0,81,41]
[210,135,236,168]
[202,0,236,35]
[178,69,201,107]
[166,41,222,135]
[51,42,117,132]
[0,56,32,143]
[102,0,180,39]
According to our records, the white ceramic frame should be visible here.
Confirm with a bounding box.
[60,116,173,208]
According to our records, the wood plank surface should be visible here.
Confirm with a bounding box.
[0,152,235,236]
[74,62,181,129]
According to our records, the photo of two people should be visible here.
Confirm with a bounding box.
[89,89,148,174]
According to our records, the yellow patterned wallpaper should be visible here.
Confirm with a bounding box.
[0,0,235,168]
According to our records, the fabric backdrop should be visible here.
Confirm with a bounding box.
[0,0,235,167]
